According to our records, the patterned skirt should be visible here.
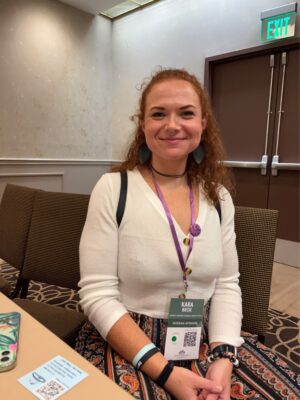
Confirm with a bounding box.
[75,311,299,400]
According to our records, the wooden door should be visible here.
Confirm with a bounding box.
[205,40,300,242]
[209,52,279,209]
[268,47,300,242]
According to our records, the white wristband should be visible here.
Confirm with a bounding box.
[132,343,156,368]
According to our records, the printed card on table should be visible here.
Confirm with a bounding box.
[18,355,88,400]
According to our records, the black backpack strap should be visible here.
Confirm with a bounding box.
[116,171,128,227]
[116,171,220,226]
[215,201,222,223]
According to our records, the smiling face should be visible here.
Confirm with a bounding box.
[142,79,207,171]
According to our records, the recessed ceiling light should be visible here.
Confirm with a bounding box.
[100,0,159,20]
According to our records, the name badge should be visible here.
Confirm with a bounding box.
[164,298,204,360]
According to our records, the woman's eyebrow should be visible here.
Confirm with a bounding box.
[179,105,196,109]
[149,106,165,111]
[149,105,196,111]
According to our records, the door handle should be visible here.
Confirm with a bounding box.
[263,55,275,157]
[274,52,286,156]
[223,155,268,175]
[271,155,300,176]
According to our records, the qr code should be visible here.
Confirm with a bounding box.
[35,379,67,400]
[183,331,197,347]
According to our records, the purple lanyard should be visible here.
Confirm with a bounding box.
[150,171,200,293]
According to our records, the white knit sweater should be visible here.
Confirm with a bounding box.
[79,168,244,347]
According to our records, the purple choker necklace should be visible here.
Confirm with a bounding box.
[150,164,186,178]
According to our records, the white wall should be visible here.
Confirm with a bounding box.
[111,0,300,159]
[0,0,112,159]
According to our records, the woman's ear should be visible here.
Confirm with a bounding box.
[201,117,207,131]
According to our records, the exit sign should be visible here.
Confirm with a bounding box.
[261,3,297,43]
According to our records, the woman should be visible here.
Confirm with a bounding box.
[76,69,299,400]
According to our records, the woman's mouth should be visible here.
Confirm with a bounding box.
[159,137,186,144]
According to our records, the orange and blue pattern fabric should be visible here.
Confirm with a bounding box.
[75,310,300,400]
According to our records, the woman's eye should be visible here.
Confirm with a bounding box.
[181,110,195,118]
[151,111,165,119]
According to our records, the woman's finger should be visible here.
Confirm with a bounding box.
[197,377,223,394]
[205,394,219,400]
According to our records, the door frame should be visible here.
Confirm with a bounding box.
[204,38,299,92]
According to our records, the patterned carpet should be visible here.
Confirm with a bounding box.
[0,261,299,375]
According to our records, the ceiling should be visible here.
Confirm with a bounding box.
[58,0,122,15]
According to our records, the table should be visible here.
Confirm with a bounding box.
[0,293,132,399]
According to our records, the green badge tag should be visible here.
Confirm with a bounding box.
[168,298,204,328]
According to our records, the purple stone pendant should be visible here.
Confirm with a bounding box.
[190,223,201,237]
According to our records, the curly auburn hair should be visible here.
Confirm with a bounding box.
[112,68,234,204]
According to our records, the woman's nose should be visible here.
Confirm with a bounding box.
[165,114,180,131]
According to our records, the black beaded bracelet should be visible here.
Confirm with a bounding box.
[208,344,239,368]
[212,344,237,356]
[136,347,160,370]
[155,362,174,387]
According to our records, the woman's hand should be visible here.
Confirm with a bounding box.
[198,359,233,400]
[164,365,223,400]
